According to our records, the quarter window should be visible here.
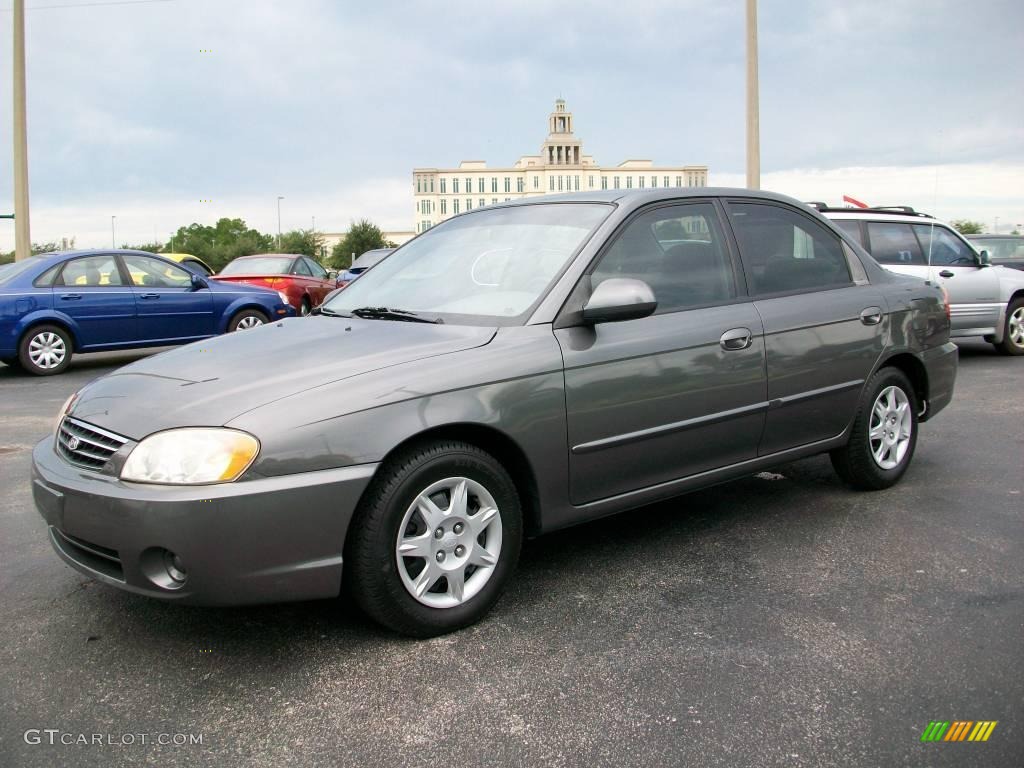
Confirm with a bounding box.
[729,203,852,295]
[305,258,328,279]
[865,222,924,265]
[591,203,737,313]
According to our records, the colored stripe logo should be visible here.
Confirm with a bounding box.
[921,721,997,742]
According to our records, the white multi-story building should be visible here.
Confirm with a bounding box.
[412,99,708,233]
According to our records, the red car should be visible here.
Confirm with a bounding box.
[213,254,339,316]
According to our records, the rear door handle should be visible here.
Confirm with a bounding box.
[59,294,82,301]
[720,327,753,351]
[938,270,955,278]
[860,307,883,325]
[139,293,160,299]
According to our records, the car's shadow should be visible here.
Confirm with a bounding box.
[57,453,861,663]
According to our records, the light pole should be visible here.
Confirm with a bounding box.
[111,216,116,248]
[745,0,760,190]
[13,0,32,260]
[311,215,316,232]
[276,196,284,249]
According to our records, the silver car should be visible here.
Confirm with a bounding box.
[32,189,957,636]
[821,206,1024,355]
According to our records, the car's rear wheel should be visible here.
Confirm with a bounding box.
[830,367,918,490]
[18,325,73,376]
[346,440,523,637]
[300,297,312,316]
[228,308,268,332]
[994,298,1024,355]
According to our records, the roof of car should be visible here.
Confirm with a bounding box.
[966,234,1023,240]
[486,187,811,209]
[233,253,302,258]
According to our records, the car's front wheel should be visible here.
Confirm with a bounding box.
[18,325,73,376]
[228,308,268,332]
[830,367,918,490]
[346,440,523,637]
[994,298,1024,355]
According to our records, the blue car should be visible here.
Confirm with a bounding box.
[0,249,295,375]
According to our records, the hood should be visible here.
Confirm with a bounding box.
[209,276,282,293]
[69,317,496,439]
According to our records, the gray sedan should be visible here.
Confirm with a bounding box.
[31,189,958,636]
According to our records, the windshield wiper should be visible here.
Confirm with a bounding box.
[349,306,444,324]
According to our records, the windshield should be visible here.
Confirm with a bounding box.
[972,238,1024,260]
[323,203,610,324]
[351,249,392,269]
[218,256,294,276]
[0,255,46,285]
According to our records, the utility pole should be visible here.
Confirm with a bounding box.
[276,196,284,249]
[111,215,116,248]
[745,0,760,190]
[13,0,32,260]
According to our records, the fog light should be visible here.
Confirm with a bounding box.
[165,551,187,583]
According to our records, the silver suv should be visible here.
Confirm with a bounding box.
[818,206,1024,355]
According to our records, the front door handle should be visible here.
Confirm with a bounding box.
[860,306,883,325]
[720,327,752,351]
[59,294,82,301]
[139,293,160,299]
[938,270,955,278]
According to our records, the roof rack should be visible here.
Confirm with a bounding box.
[805,203,934,219]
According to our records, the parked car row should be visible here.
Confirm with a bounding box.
[31,188,960,637]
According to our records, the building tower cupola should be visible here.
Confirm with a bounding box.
[542,98,582,166]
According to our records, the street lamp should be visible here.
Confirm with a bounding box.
[277,196,284,249]
[111,216,116,248]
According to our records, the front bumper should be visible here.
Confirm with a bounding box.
[919,341,958,421]
[31,438,377,606]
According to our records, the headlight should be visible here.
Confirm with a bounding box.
[121,428,260,484]
[54,392,78,433]
[277,291,290,304]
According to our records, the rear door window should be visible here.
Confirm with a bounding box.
[56,255,124,286]
[865,222,925,265]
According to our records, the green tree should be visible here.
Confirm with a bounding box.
[278,228,326,259]
[120,242,163,253]
[329,219,395,269]
[164,218,273,271]
[950,219,984,235]
[1,242,61,264]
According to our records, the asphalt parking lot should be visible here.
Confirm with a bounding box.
[0,343,1021,768]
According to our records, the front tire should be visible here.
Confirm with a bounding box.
[830,368,918,490]
[228,308,269,332]
[18,325,73,376]
[994,298,1024,355]
[346,440,523,637]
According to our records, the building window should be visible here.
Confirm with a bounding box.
[601,176,608,190]
[651,176,656,187]
[441,199,447,215]
[588,175,594,188]
[614,176,620,189]
[664,176,670,187]
[464,178,471,193]
[479,198,485,208]
[478,178,484,193]
[549,177,555,191]
[676,176,682,187]
[491,177,497,193]
[504,177,511,193]
[517,178,524,193]
[416,178,421,193]
[505,197,511,202]
[626,176,633,189]
[466,198,472,210]
[638,176,645,188]
[453,178,460,194]
[574,175,580,191]
[533,176,539,190]
[440,178,447,194]
[492,198,497,204]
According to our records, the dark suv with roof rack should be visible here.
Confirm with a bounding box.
[813,205,1024,355]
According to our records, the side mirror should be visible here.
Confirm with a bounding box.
[326,269,339,280]
[978,249,991,266]
[582,278,657,324]
[190,273,209,291]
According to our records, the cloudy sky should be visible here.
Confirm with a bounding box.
[1,0,1022,250]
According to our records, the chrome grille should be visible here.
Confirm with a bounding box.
[57,417,128,470]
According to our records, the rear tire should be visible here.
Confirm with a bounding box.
[18,325,73,376]
[994,298,1024,355]
[346,440,523,637]
[228,308,269,332]
[830,367,918,490]
[300,298,312,316]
